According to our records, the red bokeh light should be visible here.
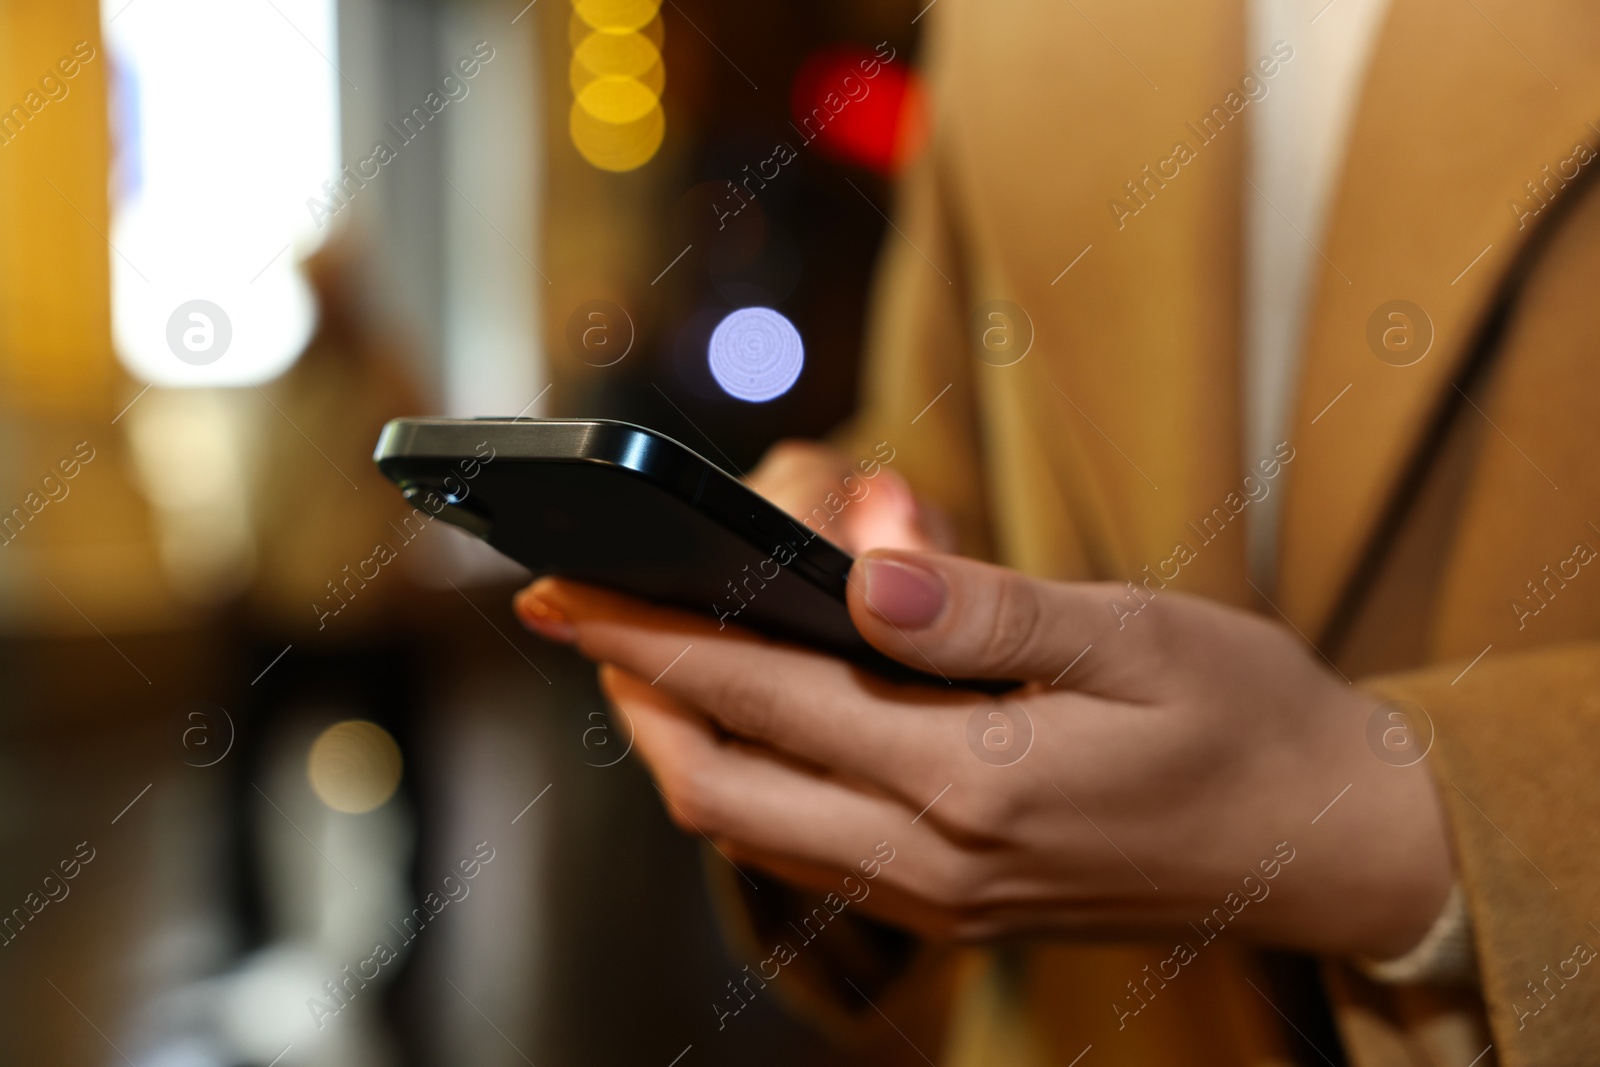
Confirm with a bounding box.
[789,45,927,176]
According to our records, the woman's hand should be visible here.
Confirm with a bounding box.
[515,547,1454,963]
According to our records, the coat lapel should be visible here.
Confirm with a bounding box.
[934,0,1250,602]
[1277,0,1600,639]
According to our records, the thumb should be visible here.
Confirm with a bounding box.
[845,550,1156,688]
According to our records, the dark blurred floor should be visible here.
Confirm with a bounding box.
[0,581,837,1065]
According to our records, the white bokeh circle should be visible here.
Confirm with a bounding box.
[707,307,804,402]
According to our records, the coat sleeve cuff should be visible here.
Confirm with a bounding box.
[1355,882,1478,986]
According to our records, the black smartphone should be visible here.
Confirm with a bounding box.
[372,417,974,688]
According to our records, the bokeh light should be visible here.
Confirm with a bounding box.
[576,74,659,124]
[790,44,927,176]
[568,0,665,171]
[707,307,804,402]
[306,720,403,814]
[570,29,664,97]
[568,8,664,49]
[573,0,660,33]
[570,99,666,172]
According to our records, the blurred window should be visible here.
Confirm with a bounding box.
[101,0,340,386]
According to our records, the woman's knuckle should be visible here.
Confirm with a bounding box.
[942,787,1013,841]
[661,765,719,832]
[707,671,774,740]
[924,858,982,909]
[1142,597,1182,657]
[976,576,1045,672]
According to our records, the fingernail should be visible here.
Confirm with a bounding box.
[515,589,577,643]
[861,555,946,628]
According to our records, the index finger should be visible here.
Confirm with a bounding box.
[518,577,976,806]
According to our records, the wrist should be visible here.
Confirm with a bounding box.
[1328,692,1457,960]
[1266,687,1456,959]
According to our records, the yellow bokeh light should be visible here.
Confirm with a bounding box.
[576,74,659,124]
[570,97,666,172]
[306,719,403,814]
[572,0,660,33]
[571,31,664,96]
[568,0,665,171]
[568,10,662,49]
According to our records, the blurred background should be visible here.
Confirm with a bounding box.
[0,0,931,1062]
